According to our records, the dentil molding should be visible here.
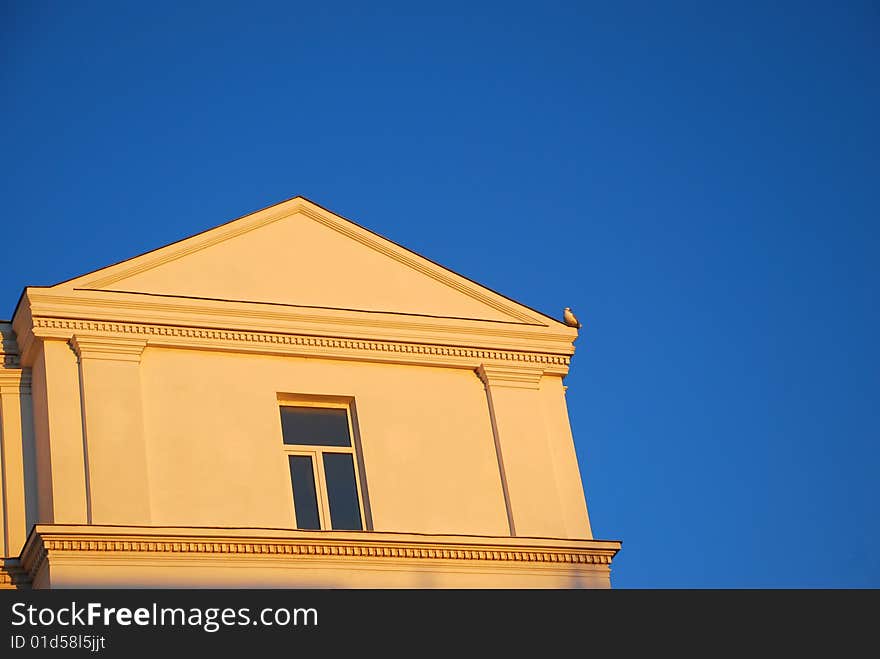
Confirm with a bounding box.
[20,526,621,581]
[24,317,570,375]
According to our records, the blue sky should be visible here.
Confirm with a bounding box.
[2,2,877,587]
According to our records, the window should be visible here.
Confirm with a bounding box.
[280,403,367,531]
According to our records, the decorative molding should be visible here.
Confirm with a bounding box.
[25,292,571,341]
[30,317,571,374]
[32,538,613,564]
[16,287,578,368]
[0,322,20,368]
[10,306,34,364]
[69,335,147,363]
[477,364,545,390]
[21,527,620,579]
[0,561,30,589]
[0,369,31,395]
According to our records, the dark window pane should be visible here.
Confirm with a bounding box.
[281,407,351,447]
[289,455,321,530]
[323,453,363,531]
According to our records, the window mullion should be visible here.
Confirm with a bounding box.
[313,448,332,530]
[288,455,298,529]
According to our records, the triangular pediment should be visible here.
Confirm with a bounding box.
[55,197,554,326]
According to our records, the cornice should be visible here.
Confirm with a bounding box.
[27,317,571,375]
[1,355,19,368]
[21,526,621,579]
[0,322,20,368]
[21,289,576,355]
[69,335,147,363]
[10,304,33,366]
[0,560,29,589]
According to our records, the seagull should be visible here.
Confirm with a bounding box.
[563,307,582,329]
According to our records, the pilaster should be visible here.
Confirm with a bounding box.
[477,364,567,538]
[30,340,88,525]
[0,369,32,557]
[70,335,151,525]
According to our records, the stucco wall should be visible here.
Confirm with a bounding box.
[139,347,511,536]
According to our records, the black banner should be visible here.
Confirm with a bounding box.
[0,589,875,654]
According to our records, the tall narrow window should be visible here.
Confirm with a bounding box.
[280,404,366,531]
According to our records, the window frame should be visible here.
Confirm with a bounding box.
[278,397,368,532]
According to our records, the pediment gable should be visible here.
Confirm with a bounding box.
[55,197,557,326]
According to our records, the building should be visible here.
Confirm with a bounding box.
[0,196,620,588]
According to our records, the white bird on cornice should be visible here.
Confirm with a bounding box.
[563,307,582,329]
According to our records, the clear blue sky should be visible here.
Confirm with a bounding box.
[2,2,877,587]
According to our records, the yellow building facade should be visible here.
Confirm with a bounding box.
[0,197,620,588]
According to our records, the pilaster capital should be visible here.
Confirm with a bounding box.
[476,363,544,390]
[0,369,31,395]
[1,323,20,368]
[69,335,147,363]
